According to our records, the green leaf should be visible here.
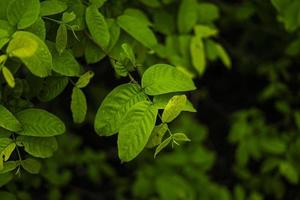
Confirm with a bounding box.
[56,24,67,54]
[177,0,198,33]
[279,161,299,184]
[0,105,22,132]
[48,42,81,76]
[17,136,58,158]
[7,31,52,77]
[172,133,191,142]
[0,138,15,170]
[16,108,65,137]
[154,136,172,158]
[25,17,46,41]
[76,71,94,88]
[124,8,151,26]
[38,76,69,102]
[2,66,15,88]
[85,5,110,50]
[106,19,121,52]
[7,0,40,29]
[62,12,76,24]
[162,95,187,123]
[117,15,157,49]
[194,25,218,38]
[21,158,41,174]
[84,39,106,64]
[0,20,14,38]
[190,36,206,75]
[121,43,136,66]
[153,93,196,112]
[71,87,87,124]
[94,83,148,136]
[215,43,231,69]
[40,0,67,16]
[141,64,196,95]
[0,161,18,174]
[146,123,168,148]
[118,101,158,162]
[7,32,38,58]
[0,55,7,65]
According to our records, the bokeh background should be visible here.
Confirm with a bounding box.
[2,0,300,199]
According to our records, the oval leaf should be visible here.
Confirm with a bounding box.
[7,0,40,29]
[38,76,69,102]
[118,101,158,162]
[142,64,196,95]
[2,66,15,88]
[94,83,148,136]
[56,24,67,54]
[146,123,168,148]
[190,36,206,75]
[153,93,196,112]
[16,109,65,137]
[40,0,67,16]
[71,87,87,124]
[85,5,110,50]
[76,71,94,88]
[21,158,41,174]
[117,15,157,49]
[17,136,58,158]
[0,105,22,132]
[7,31,52,77]
[162,95,187,123]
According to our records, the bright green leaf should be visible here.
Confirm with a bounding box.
[141,64,196,95]
[121,43,136,66]
[2,66,15,88]
[154,136,172,158]
[190,36,206,75]
[56,24,67,54]
[40,0,67,16]
[146,123,168,148]
[62,12,76,23]
[71,87,87,124]
[7,31,52,77]
[162,95,187,123]
[118,101,158,162]
[85,5,110,50]
[172,133,191,142]
[76,71,94,88]
[153,93,196,112]
[0,105,22,132]
[117,15,157,49]
[7,0,40,29]
[16,109,66,137]
[94,83,148,136]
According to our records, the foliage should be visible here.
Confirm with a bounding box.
[1,0,300,199]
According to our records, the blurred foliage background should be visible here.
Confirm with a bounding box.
[1,0,300,199]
